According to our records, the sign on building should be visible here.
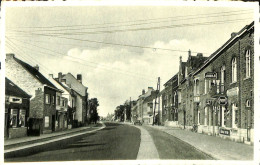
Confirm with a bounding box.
[219,128,230,136]
[205,72,217,79]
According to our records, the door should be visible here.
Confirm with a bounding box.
[52,115,55,132]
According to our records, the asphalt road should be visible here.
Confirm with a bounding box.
[5,122,141,162]
[5,122,214,162]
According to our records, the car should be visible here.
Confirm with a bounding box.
[134,120,142,125]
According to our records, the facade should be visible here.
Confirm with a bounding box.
[178,52,207,129]
[48,75,69,131]
[5,54,61,134]
[162,74,179,127]
[193,22,254,144]
[59,72,88,126]
[135,87,155,124]
[5,77,31,139]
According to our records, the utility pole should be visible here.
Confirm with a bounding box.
[153,77,160,126]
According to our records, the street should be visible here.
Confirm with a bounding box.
[5,122,214,162]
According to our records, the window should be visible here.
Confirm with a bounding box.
[232,103,238,128]
[198,111,200,125]
[220,66,225,93]
[246,100,251,107]
[10,109,18,127]
[45,116,49,127]
[57,96,60,105]
[196,80,199,95]
[178,92,181,103]
[204,107,208,125]
[52,95,55,105]
[245,50,251,78]
[45,94,50,104]
[19,109,26,127]
[204,79,207,94]
[232,58,237,83]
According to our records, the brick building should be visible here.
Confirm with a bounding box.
[192,22,254,144]
[178,51,207,129]
[5,54,61,134]
[161,74,179,127]
[5,77,31,139]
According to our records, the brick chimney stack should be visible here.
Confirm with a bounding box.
[34,64,39,71]
[142,89,145,95]
[58,72,62,82]
[77,74,82,84]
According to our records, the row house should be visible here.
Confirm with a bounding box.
[59,72,89,126]
[5,77,31,139]
[133,87,156,124]
[48,75,69,131]
[192,22,254,144]
[54,78,77,129]
[161,74,179,127]
[5,54,62,134]
[178,51,207,129]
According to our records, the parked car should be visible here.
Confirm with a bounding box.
[134,120,142,125]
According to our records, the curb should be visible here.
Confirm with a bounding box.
[5,126,95,150]
[4,123,106,159]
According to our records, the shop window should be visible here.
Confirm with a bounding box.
[231,58,237,83]
[45,94,50,104]
[19,109,26,127]
[45,116,49,127]
[232,103,238,128]
[10,109,18,127]
[245,50,251,78]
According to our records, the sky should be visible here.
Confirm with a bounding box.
[3,4,255,117]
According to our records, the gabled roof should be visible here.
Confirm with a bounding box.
[13,56,58,90]
[5,77,31,98]
[164,74,178,87]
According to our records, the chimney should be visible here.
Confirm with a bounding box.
[49,74,53,79]
[77,74,82,84]
[197,53,203,57]
[231,32,237,38]
[142,89,145,95]
[34,64,39,71]
[58,72,62,82]
[6,53,15,59]
[188,49,191,58]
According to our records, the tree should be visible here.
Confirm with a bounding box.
[89,98,100,124]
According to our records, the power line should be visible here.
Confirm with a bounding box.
[6,10,253,33]
[7,9,252,29]
[7,17,252,36]
[6,37,156,81]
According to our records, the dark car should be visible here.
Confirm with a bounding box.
[134,120,142,126]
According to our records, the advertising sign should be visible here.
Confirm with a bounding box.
[219,128,230,136]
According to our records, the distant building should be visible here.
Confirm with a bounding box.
[5,77,31,139]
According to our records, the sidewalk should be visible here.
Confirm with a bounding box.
[146,125,253,160]
[5,123,103,150]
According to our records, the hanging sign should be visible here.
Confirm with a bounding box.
[218,96,227,105]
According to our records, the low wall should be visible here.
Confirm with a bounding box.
[9,127,27,139]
